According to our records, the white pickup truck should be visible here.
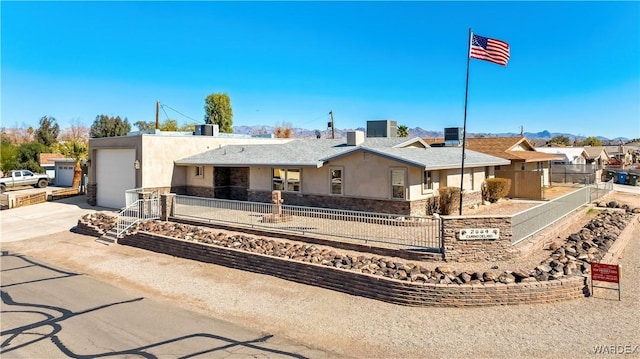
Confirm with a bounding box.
[0,170,50,193]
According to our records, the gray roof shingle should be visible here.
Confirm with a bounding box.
[174,137,510,169]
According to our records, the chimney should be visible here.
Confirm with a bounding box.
[347,131,365,146]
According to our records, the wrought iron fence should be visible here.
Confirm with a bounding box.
[173,195,442,251]
[116,198,160,239]
[511,183,610,245]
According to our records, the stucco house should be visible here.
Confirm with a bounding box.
[464,137,561,188]
[87,128,293,208]
[39,153,65,184]
[174,131,510,216]
[535,147,588,165]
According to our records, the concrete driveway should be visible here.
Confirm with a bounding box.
[0,195,114,243]
[613,183,640,194]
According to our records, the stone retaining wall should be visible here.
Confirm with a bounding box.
[75,222,104,237]
[120,231,588,307]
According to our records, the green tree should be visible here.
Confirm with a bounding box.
[204,93,233,133]
[58,140,88,189]
[16,142,48,173]
[1,138,19,172]
[397,125,409,137]
[134,119,186,132]
[178,123,196,132]
[583,136,602,146]
[134,120,155,131]
[35,116,60,146]
[90,115,131,138]
[548,135,571,146]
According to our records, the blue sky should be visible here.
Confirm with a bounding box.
[2,1,639,139]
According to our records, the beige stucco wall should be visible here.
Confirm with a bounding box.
[444,167,483,192]
[186,166,214,187]
[89,133,292,190]
[245,151,487,201]
[88,135,142,187]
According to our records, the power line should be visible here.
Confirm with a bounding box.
[161,105,171,122]
[160,103,200,123]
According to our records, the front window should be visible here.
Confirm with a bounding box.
[272,168,300,192]
[391,169,405,199]
[195,166,204,177]
[330,168,343,195]
[423,170,432,191]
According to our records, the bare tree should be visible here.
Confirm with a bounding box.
[59,118,90,142]
[274,122,293,138]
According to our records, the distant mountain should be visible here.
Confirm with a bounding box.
[232,125,630,143]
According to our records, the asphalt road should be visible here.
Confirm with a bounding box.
[0,252,331,358]
[0,195,333,358]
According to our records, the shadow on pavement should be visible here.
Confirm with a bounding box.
[0,252,307,359]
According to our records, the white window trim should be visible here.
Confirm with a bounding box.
[195,166,204,178]
[390,168,407,200]
[422,170,433,194]
[272,168,301,192]
[329,166,344,196]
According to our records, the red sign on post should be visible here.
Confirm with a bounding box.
[591,262,621,301]
[591,263,620,283]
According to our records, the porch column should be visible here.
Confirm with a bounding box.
[160,193,176,221]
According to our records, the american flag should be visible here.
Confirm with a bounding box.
[469,33,510,66]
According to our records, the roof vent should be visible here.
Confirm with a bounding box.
[347,131,365,146]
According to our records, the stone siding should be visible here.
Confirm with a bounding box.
[214,187,248,201]
[248,190,413,216]
[247,190,482,217]
[441,216,515,262]
[87,183,97,206]
[185,186,214,198]
[120,232,588,307]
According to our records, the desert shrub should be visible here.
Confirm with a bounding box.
[438,187,461,215]
[425,196,440,215]
[482,178,512,203]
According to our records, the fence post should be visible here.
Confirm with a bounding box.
[161,193,176,221]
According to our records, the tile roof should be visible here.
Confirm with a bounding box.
[175,137,510,169]
[465,137,561,162]
[39,153,65,166]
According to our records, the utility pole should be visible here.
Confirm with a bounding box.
[155,101,160,130]
[329,109,335,139]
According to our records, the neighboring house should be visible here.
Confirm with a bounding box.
[175,131,510,217]
[536,147,588,165]
[465,137,561,188]
[424,136,560,199]
[582,146,610,169]
[39,153,65,184]
[582,146,611,182]
[605,144,640,166]
[87,128,293,209]
[52,158,77,187]
[536,146,601,183]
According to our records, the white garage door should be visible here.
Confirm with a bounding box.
[55,164,75,187]
[96,149,136,209]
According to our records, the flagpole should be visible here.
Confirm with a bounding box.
[459,28,472,215]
